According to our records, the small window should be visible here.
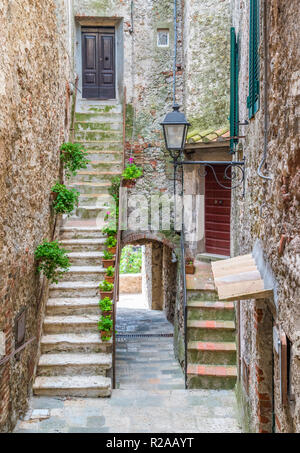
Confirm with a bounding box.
[157,29,169,47]
[15,308,26,350]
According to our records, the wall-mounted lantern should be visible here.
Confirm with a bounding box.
[161,104,191,160]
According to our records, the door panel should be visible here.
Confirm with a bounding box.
[205,165,231,255]
[82,28,115,99]
[82,33,99,99]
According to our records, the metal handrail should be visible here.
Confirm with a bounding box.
[0,337,36,367]
[112,87,127,389]
[70,75,79,144]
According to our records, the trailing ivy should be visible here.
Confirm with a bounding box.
[35,241,70,284]
[51,183,79,215]
[60,142,90,179]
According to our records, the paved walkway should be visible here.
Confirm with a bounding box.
[14,294,241,433]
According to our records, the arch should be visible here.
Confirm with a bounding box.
[121,231,177,251]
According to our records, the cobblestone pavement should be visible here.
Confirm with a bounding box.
[14,294,242,433]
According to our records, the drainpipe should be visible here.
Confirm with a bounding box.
[257,0,272,180]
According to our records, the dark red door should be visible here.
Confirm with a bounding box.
[82,27,115,99]
[205,165,231,256]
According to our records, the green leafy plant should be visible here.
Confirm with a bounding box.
[51,183,79,215]
[35,241,70,283]
[108,176,121,203]
[120,245,142,274]
[122,160,143,180]
[60,142,90,179]
[103,250,114,260]
[105,236,117,248]
[102,226,117,237]
[98,315,113,332]
[99,297,113,312]
[105,266,115,277]
[99,280,114,292]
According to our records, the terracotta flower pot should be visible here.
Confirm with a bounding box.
[100,290,113,299]
[100,330,112,341]
[185,264,195,275]
[50,192,58,202]
[101,310,113,317]
[122,179,136,188]
[108,246,116,255]
[105,275,115,284]
[102,259,115,269]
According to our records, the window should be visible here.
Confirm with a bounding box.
[157,29,169,47]
[247,0,260,118]
[230,27,239,154]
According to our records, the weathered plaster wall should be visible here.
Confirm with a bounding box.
[183,0,231,131]
[231,0,300,433]
[0,0,71,432]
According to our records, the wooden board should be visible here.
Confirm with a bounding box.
[211,254,273,301]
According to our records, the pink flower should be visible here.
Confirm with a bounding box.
[129,157,134,163]
[107,211,110,215]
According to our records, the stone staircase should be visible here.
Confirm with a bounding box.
[186,261,237,390]
[33,101,123,397]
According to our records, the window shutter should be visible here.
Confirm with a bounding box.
[247,0,260,118]
[230,27,239,154]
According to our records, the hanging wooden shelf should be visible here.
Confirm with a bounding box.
[211,254,274,301]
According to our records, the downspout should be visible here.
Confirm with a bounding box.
[257,0,272,180]
[173,0,177,105]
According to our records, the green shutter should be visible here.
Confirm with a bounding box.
[247,0,260,118]
[230,27,239,154]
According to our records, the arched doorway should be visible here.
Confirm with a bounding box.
[114,238,184,390]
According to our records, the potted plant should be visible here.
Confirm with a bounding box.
[185,258,195,275]
[105,265,115,284]
[50,183,79,215]
[102,225,117,238]
[98,315,113,341]
[99,280,114,298]
[102,250,115,268]
[99,297,113,316]
[121,158,143,188]
[60,142,90,179]
[105,236,117,255]
[34,241,70,284]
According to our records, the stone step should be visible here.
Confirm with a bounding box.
[187,320,235,342]
[75,130,122,142]
[76,102,122,114]
[60,226,105,240]
[75,112,122,123]
[85,150,123,162]
[37,353,111,377]
[79,193,112,207]
[70,205,107,221]
[187,290,219,302]
[40,333,112,354]
[187,341,236,365]
[86,161,122,172]
[67,251,104,266]
[46,297,100,315]
[33,375,111,397]
[79,141,123,151]
[187,300,235,321]
[49,281,100,298]
[58,266,106,283]
[69,181,111,194]
[60,238,106,252]
[75,121,122,132]
[44,315,99,334]
[71,170,122,183]
[187,364,237,390]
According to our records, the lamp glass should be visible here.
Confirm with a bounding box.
[164,124,185,150]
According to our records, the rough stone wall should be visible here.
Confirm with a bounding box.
[231,0,300,433]
[162,245,177,324]
[183,0,231,130]
[0,0,71,432]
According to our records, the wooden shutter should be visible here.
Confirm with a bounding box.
[247,0,260,118]
[230,27,239,154]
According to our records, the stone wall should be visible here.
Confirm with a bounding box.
[183,0,231,130]
[231,0,300,433]
[0,0,71,432]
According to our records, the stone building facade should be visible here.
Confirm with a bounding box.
[230,0,300,433]
[0,0,72,432]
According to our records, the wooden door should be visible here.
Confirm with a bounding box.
[82,27,115,99]
[205,165,231,256]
